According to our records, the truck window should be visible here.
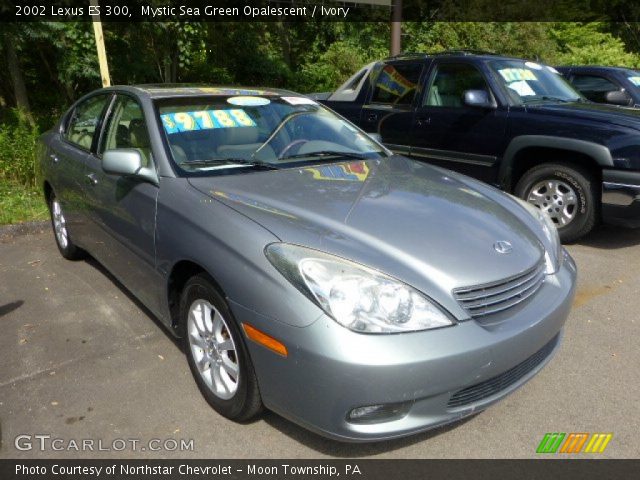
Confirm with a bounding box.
[328,63,374,102]
[370,63,423,106]
[570,74,620,103]
[425,63,489,108]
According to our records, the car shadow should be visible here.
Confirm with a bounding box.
[261,410,479,457]
[574,224,640,249]
[83,256,184,353]
[0,300,24,318]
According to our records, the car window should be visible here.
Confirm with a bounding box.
[370,63,423,106]
[101,95,152,167]
[570,74,620,103]
[425,63,490,108]
[65,94,110,151]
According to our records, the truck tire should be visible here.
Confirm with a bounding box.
[515,163,598,243]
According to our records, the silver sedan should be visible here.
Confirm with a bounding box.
[38,85,576,441]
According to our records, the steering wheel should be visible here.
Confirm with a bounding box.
[278,139,309,159]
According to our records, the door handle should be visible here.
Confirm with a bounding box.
[86,173,98,186]
[50,154,59,164]
[415,116,430,126]
[367,113,378,122]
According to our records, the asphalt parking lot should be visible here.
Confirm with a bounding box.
[0,223,638,459]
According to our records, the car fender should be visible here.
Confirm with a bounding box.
[499,135,613,189]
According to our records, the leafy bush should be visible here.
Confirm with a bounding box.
[551,23,640,67]
[0,110,40,188]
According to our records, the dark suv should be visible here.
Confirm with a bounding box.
[319,51,640,242]
[557,65,640,107]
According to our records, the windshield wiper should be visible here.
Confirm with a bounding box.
[280,150,367,161]
[180,158,279,170]
[525,96,576,104]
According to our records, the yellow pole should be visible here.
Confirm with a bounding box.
[90,0,111,87]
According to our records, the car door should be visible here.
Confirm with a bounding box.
[410,60,508,183]
[360,61,426,156]
[82,93,163,313]
[47,93,112,247]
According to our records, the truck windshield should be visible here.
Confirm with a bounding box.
[624,70,640,87]
[157,95,387,175]
[489,60,583,104]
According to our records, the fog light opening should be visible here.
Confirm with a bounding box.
[347,401,412,424]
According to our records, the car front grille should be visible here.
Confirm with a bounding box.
[453,261,545,318]
[447,334,559,409]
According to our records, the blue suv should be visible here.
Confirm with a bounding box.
[319,51,640,242]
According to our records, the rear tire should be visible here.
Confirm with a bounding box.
[48,193,84,260]
[515,163,598,243]
[180,274,262,422]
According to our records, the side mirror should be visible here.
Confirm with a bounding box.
[463,89,497,109]
[103,149,157,185]
[605,90,632,106]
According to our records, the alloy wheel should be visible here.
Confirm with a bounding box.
[51,199,69,249]
[187,299,239,400]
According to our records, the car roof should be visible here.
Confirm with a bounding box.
[102,84,298,99]
[380,50,533,63]
[557,65,638,73]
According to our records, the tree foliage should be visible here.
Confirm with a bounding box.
[2,21,640,127]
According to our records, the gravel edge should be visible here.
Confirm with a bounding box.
[0,220,49,239]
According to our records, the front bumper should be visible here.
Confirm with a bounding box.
[602,169,640,228]
[231,253,577,442]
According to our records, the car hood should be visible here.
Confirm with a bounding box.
[526,101,640,129]
[188,157,545,316]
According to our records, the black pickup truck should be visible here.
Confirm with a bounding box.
[317,51,640,242]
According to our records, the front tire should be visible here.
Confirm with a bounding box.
[515,163,598,243]
[48,193,84,260]
[180,274,262,422]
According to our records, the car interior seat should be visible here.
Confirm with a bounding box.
[216,126,275,161]
[434,74,463,107]
[128,118,152,167]
[116,124,130,148]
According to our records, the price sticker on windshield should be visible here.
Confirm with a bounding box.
[161,109,256,134]
[498,68,538,82]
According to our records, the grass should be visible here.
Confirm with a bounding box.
[0,180,48,225]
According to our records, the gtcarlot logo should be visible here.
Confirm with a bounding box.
[536,432,613,454]
[14,434,194,452]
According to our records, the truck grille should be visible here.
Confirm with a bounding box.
[447,334,559,409]
[453,261,545,318]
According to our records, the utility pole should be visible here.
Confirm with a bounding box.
[390,0,402,56]
[90,0,111,87]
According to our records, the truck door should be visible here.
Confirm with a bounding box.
[360,61,426,156]
[411,60,508,183]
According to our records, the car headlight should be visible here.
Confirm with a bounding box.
[514,197,563,274]
[265,244,454,333]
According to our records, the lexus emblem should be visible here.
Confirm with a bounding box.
[494,241,513,254]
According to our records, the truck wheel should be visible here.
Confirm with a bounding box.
[48,193,84,260]
[180,274,263,422]
[515,163,598,243]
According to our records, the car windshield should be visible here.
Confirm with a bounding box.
[157,94,387,175]
[489,60,583,104]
